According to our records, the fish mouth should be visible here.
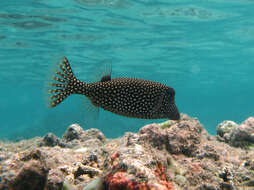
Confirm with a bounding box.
[171,111,180,120]
[169,103,180,120]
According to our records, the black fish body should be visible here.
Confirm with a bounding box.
[48,57,180,120]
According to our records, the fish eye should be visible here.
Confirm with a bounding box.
[168,88,175,97]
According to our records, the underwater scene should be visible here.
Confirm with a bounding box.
[1,0,254,189]
[0,0,254,140]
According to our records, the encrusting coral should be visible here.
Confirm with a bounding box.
[0,114,254,190]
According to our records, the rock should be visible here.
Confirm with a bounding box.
[218,167,233,182]
[1,115,254,190]
[179,113,193,120]
[0,184,9,190]
[82,153,98,165]
[9,160,48,190]
[138,117,202,156]
[87,154,98,163]
[81,128,106,143]
[243,179,254,186]
[216,121,238,142]
[230,117,254,146]
[241,175,250,181]
[83,177,104,190]
[62,179,76,190]
[250,160,254,170]
[65,139,81,148]
[0,172,15,189]
[74,163,101,178]
[74,147,88,153]
[83,138,104,147]
[138,123,168,150]
[175,175,187,186]
[197,184,217,190]
[62,124,84,142]
[40,133,64,147]
[158,120,177,129]
[216,117,254,148]
[195,145,219,161]
[241,117,254,128]
[46,169,64,190]
[242,160,251,167]
[0,153,9,162]
[219,182,234,190]
[102,140,175,190]
[165,119,202,156]
[20,149,46,162]
[62,124,106,147]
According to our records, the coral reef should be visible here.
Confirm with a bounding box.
[216,117,254,148]
[0,115,254,190]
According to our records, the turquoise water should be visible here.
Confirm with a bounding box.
[0,0,254,140]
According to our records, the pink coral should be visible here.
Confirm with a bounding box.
[154,163,174,190]
[105,171,150,190]
[105,162,174,190]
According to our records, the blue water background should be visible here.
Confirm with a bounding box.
[0,0,253,140]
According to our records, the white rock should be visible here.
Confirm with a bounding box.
[74,147,88,153]
[83,177,103,190]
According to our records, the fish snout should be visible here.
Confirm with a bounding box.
[168,103,180,120]
[171,111,180,120]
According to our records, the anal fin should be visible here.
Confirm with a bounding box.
[82,97,99,123]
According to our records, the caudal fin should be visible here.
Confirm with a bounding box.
[48,57,77,108]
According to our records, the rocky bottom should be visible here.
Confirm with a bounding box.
[0,114,254,190]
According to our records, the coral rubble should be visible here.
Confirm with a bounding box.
[0,115,254,190]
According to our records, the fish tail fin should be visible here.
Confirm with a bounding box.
[47,57,87,108]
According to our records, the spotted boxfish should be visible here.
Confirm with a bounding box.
[48,57,180,120]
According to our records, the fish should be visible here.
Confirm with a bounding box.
[48,57,180,120]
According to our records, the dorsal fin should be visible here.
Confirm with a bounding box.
[91,59,112,83]
[100,74,111,82]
